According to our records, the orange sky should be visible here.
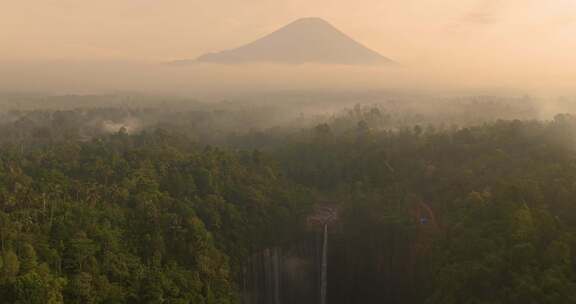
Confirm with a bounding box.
[1,0,576,93]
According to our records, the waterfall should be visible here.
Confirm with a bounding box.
[320,224,328,304]
[241,231,324,304]
[264,249,271,303]
[273,247,281,304]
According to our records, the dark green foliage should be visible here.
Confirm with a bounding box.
[274,114,576,303]
[3,102,576,303]
[0,130,310,303]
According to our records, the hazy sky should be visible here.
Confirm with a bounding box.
[1,0,576,93]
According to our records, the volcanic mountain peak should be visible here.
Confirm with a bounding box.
[173,18,396,66]
[291,16,330,24]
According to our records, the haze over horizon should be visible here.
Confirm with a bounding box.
[4,3,576,304]
[2,0,576,95]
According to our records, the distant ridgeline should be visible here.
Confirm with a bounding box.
[171,18,396,66]
[1,103,576,303]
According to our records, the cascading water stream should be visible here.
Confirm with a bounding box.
[274,248,280,304]
[242,205,337,304]
[320,223,328,304]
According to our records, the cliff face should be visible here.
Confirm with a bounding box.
[240,236,320,304]
[241,204,436,304]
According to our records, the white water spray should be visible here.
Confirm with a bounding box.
[320,223,328,304]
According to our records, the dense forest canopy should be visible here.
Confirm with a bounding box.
[1,93,576,303]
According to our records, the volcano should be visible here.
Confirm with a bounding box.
[174,18,396,66]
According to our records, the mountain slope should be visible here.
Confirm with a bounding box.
[175,18,395,66]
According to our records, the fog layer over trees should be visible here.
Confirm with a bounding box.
[0,93,575,303]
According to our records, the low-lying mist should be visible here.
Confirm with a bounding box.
[1,90,575,151]
[2,59,576,98]
[2,59,576,143]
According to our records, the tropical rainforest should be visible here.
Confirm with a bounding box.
[0,94,576,303]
